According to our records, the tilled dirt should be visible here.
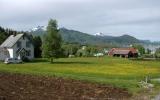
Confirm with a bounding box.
[0,73,131,100]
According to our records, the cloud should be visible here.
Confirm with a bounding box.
[0,0,160,41]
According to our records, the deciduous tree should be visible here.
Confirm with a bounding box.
[42,19,62,63]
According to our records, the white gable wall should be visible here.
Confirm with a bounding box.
[11,35,34,59]
[7,48,13,58]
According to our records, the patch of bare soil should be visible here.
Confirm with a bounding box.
[0,73,131,100]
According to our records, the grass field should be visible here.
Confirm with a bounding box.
[0,57,160,93]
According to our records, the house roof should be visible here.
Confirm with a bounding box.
[108,48,138,55]
[115,48,138,53]
[113,50,131,55]
[0,34,24,48]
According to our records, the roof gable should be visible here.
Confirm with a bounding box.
[0,34,24,48]
[108,48,138,55]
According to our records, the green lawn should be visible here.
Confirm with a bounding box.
[0,57,160,93]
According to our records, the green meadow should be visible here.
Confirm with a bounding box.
[0,57,160,93]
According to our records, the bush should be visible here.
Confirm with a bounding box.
[22,57,30,62]
[155,54,160,58]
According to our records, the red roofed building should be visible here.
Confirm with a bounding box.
[108,48,138,58]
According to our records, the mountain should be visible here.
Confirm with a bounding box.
[30,27,149,46]
[94,32,104,36]
[30,26,46,32]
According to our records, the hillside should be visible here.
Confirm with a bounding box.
[31,27,146,46]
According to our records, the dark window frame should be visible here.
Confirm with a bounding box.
[26,50,31,56]
[17,41,22,48]
[26,41,31,48]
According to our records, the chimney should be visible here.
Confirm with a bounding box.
[13,31,16,37]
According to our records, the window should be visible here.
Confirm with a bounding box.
[26,41,31,48]
[15,58,18,60]
[4,50,8,55]
[23,35,25,40]
[17,41,21,48]
[26,50,31,56]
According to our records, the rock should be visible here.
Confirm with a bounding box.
[138,81,154,89]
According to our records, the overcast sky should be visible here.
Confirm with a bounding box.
[0,0,160,41]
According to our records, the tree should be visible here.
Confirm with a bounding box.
[0,26,8,44]
[146,48,151,54]
[155,48,160,58]
[61,43,81,57]
[132,44,145,56]
[33,36,42,58]
[0,32,7,44]
[42,19,62,63]
[87,46,98,56]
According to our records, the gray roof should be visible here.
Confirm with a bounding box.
[0,34,24,48]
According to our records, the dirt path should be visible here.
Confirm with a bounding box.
[0,73,131,100]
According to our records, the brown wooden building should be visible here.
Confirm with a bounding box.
[108,48,138,58]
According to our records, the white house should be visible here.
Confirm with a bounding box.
[0,34,34,61]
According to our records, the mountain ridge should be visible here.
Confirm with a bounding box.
[30,27,152,46]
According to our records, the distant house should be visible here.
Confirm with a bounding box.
[0,34,34,61]
[108,48,138,58]
[94,53,104,57]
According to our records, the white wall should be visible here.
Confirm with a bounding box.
[7,48,13,58]
[0,49,10,61]
[12,35,34,60]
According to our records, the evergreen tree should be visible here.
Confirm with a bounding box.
[33,36,42,58]
[0,26,8,44]
[42,19,62,62]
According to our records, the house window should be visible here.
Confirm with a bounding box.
[26,50,31,56]
[26,41,31,48]
[4,50,8,56]
[23,35,25,40]
[17,41,22,48]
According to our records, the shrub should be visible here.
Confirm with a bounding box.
[22,57,30,62]
[155,54,160,58]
